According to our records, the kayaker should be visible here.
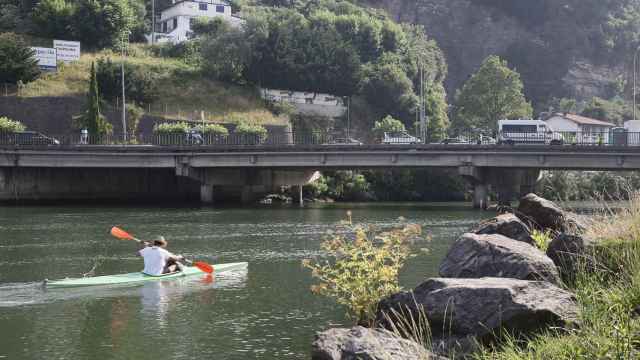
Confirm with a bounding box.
[138,236,185,275]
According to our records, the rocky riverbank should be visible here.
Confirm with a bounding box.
[311,194,591,359]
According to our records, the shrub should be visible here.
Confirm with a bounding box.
[0,116,26,133]
[125,103,143,136]
[303,222,422,325]
[196,123,228,136]
[96,57,159,105]
[153,122,190,134]
[531,229,553,252]
[234,122,268,143]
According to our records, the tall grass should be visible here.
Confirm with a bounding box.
[475,193,640,359]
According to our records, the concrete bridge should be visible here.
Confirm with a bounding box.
[1,144,639,206]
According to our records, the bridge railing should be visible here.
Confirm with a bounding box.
[1,130,640,147]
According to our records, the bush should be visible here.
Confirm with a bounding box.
[125,103,143,136]
[234,122,268,143]
[0,116,26,132]
[303,221,422,325]
[0,33,40,84]
[96,57,159,105]
[153,122,190,134]
[196,123,228,136]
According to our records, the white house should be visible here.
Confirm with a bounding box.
[148,0,243,44]
[545,113,615,144]
[261,88,347,118]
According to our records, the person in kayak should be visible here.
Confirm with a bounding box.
[138,236,185,275]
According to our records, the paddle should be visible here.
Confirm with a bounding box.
[109,226,214,274]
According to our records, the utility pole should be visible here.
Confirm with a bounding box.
[121,33,128,142]
[634,45,640,120]
[419,64,428,143]
[151,0,155,45]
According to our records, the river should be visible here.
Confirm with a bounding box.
[0,203,486,359]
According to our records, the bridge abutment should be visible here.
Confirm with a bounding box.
[459,167,541,209]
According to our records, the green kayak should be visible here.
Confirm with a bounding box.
[46,262,248,288]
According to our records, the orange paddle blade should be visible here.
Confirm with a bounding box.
[110,226,135,241]
[193,261,214,274]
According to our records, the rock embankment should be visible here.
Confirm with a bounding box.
[312,194,582,359]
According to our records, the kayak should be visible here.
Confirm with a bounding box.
[45,262,248,288]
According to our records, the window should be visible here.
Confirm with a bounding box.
[216,5,225,12]
[502,125,537,133]
[199,3,207,10]
[162,22,167,32]
[173,18,177,29]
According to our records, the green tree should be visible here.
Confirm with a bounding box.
[0,32,39,84]
[71,0,135,49]
[32,0,75,38]
[362,60,418,123]
[372,115,405,139]
[76,62,113,138]
[581,97,633,125]
[200,24,249,83]
[453,55,532,131]
[425,83,449,141]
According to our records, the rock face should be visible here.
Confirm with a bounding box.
[311,326,447,360]
[376,277,578,341]
[472,213,534,245]
[517,193,581,233]
[439,233,561,285]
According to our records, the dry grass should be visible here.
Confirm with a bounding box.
[16,44,285,125]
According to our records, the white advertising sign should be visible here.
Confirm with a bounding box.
[30,47,57,70]
[53,40,81,62]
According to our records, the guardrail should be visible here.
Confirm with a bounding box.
[0,131,639,147]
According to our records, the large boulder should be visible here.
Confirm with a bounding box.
[439,233,562,285]
[547,233,593,279]
[517,193,583,233]
[376,277,578,342]
[472,213,534,245]
[311,326,447,360]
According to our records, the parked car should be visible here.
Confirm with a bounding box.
[324,137,363,145]
[441,136,472,145]
[382,131,420,144]
[1,131,60,145]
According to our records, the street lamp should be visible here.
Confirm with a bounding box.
[633,45,640,121]
[121,31,130,142]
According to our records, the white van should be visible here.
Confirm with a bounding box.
[497,119,563,145]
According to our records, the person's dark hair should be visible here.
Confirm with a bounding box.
[153,236,167,247]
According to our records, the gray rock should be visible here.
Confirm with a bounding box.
[547,233,593,279]
[472,213,534,245]
[439,233,562,285]
[312,326,447,360]
[376,277,578,342]
[517,193,583,233]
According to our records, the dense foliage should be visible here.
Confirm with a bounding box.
[96,57,159,105]
[453,55,532,132]
[196,123,229,136]
[153,122,190,134]
[0,32,40,84]
[303,222,421,324]
[193,0,447,132]
[538,170,640,201]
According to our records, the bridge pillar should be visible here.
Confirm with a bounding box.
[473,183,489,210]
[200,184,214,204]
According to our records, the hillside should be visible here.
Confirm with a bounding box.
[359,0,631,111]
[11,44,286,126]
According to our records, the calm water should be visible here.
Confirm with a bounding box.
[0,203,485,359]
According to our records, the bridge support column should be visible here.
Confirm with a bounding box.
[200,184,214,204]
[473,183,489,210]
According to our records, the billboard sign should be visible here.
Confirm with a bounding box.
[30,47,57,70]
[53,40,81,62]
